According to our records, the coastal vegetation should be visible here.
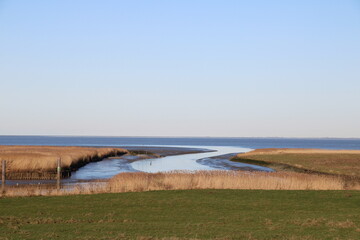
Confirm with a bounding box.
[1,147,360,197]
[1,190,360,239]
[108,171,353,191]
[1,147,360,239]
[232,148,360,178]
[0,146,128,173]
[4,170,360,197]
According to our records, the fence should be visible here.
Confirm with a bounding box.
[1,158,66,193]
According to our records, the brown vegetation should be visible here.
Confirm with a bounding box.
[4,170,360,197]
[0,145,128,172]
[107,171,354,191]
[243,148,360,155]
[234,148,360,177]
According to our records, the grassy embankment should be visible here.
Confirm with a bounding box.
[0,146,128,177]
[232,148,360,178]
[1,190,360,240]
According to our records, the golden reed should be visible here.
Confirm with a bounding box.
[3,171,359,197]
[0,146,127,172]
[108,171,352,191]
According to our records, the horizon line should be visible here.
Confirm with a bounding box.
[0,134,359,140]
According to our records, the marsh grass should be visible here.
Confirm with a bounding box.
[3,170,359,197]
[233,148,360,177]
[2,183,109,197]
[107,171,352,192]
[0,146,128,172]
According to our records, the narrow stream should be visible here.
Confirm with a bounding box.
[71,146,274,180]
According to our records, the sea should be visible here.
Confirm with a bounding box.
[0,136,359,150]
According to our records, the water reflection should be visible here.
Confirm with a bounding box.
[131,146,273,172]
[72,145,274,180]
[71,158,138,180]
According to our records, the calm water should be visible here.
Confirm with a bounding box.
[1,136,360,149]
[71,146,273,179]
[130,146,273,173]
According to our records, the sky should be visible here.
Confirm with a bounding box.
[0,0,359,138]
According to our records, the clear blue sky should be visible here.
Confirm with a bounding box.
[0,0,359,138]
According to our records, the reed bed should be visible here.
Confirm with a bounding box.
[0,145,128,172]
[108,171,353,191]
[3,170,359,197]
[2,183,109,197]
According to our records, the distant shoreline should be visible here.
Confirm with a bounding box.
[1,136,360,150]
[1,135,360,140]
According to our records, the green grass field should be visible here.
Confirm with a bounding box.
[1,190,360,240]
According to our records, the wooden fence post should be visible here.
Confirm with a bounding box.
[57,158,61,191]
[1,160,5,193]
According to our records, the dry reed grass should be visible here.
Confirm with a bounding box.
[0,145,128,172]
[235,148,360,177]
[108,171,353,192]
[4,170,359,197]
[2,183,109,197]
